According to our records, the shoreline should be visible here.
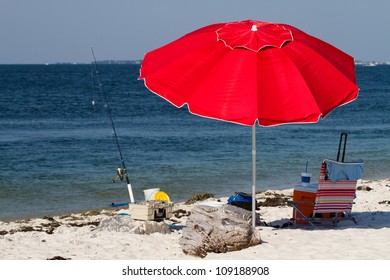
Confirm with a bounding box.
[0,178,389,260]
[2,175,389,223]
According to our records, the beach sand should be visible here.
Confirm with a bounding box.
[1,178,389,260]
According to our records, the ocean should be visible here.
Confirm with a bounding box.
[0,64,389,220]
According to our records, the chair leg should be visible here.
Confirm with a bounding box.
[333,212,357,225]
[345,212,357,224]
[291,204,316,228]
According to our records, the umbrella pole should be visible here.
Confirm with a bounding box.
[252,124,256,229]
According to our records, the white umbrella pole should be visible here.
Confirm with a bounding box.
[252,124,256,229]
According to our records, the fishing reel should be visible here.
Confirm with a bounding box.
[112,167,124,183]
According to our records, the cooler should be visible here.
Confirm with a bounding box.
[129,201,173,221]
[292,184,317,224]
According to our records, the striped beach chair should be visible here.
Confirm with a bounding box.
[313,159,363,224]
[290,159,363,227]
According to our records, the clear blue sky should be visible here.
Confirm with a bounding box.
[1,0,389,64]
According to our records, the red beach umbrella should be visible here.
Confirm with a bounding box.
[139,19,359,229]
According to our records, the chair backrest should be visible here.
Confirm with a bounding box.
[313,159,363,214]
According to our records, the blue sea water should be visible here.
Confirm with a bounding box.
[0,64,389,220]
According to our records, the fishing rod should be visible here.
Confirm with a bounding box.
[90,46,135,204]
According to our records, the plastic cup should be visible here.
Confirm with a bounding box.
[301,172,311,186]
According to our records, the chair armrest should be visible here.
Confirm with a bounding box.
[287,200,315,207]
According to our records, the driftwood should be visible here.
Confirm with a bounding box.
[96,216,171,235]
[180,204,261,258]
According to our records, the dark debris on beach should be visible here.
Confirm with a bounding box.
[0,214,103,236]
[379,200,390,205]
[257,192,292,207]
[47,256,71,260]
[172,209,191,219]
[185,193,215,205]
[357,185,373,191]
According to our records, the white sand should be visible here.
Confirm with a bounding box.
[1,178,389,260]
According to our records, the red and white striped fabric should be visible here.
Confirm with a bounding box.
[313,162,358,214]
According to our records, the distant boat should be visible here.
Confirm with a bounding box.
[355,60,382,67]
[365,61,378,67]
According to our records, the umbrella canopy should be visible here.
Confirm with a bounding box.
[139,19,359,228]
[139,20,358,127]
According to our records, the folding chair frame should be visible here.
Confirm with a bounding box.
[289,159,361,228]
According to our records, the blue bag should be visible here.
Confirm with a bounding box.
[227,192,256,211]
